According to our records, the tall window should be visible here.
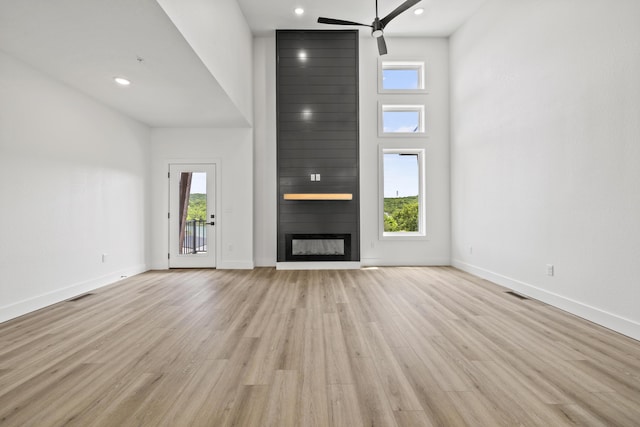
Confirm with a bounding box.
[380,148,426,238]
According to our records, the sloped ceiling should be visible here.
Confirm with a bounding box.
[0,0,248,127]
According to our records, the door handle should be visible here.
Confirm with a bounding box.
[207,221,215,226]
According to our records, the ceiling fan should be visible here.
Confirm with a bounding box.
[317,0,422,55]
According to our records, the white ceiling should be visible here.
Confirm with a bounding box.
[238,0,487,37]
[0,0,486,128]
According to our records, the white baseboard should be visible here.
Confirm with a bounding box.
[361,257,451,267]
[276,262,361,270]
[254,257,276,267]
[0,264,148,325]
[149,262,255,270]
[452,259,640,341]
[218,260,255,270]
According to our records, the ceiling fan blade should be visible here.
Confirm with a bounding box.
[377,35,388,55]
[380,0,421,28]
[317,17,372,27]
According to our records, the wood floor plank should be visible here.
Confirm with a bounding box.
[299,307,330,427]
[243,311,291,385]
[327,271,349,305]
[393,410,436,427]
[75,371,166,427]
[549,403,610,427]
[149,359,228,426]
[323,312,355,385]
[489,349,576,406]
[0,362,98,426]
[219,384,270,427]
[447,390,521,427]
[279,307,307,371]
[243,284,285,338]
[327,384,364,427]
[349,355,399,427]
[335,302,371,359]
[364,322,423,411]
[262,370,299,427]
[402,330,473,392]
[390,345,468,426]
[571,358,640,402]
[186,337,260,426]
[0,267,638,426]
[470,359,574,425]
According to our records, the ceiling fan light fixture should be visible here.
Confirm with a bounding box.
[317,0,421,55]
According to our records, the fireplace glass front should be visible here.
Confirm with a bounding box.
[285,234,351,261]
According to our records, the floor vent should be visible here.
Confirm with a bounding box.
[505,291,528,300]
[68,293,95,302]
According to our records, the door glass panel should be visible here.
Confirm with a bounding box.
[178,172,207,254]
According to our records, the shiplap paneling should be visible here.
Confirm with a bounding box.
[276,30,360,262]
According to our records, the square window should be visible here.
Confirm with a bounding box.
[379,104,425,137]
[378,60,426,93]
[383,69,420,90]
[383,110,420,133]
[379,148,426,238]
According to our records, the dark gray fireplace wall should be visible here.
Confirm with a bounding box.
[276,30,360,262]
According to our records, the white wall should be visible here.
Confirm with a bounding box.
[252,35,451,266]
[0,52,150,323]
[150,128,254,269]
[360,37,451,266]
[253,36,278,266]
[156,0,254,125]
[450,0,640,339]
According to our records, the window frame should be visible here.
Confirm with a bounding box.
[378,103,426,137]
[378,146,427,240]
[378,59,427,94]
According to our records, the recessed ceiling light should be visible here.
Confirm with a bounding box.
[114,77,131,86]
[294,7,304,15]
[414,8,424,15]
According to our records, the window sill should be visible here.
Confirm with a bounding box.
[381,232,428,241]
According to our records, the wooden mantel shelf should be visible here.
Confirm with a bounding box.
[283,193,353,201]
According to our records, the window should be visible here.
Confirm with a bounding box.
[380,148,426,238]
[378,60,426,93]
[379,104,425,136]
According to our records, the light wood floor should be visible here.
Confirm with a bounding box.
[1,267,639,426]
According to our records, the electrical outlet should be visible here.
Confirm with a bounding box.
[102,253,108,263]
[469,246,473,255]
[546,264,554,276]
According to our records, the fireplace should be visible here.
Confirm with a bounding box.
[276,31,359,264]
[285,234,351,261]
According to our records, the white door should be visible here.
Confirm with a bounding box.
[169,164,216,268]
